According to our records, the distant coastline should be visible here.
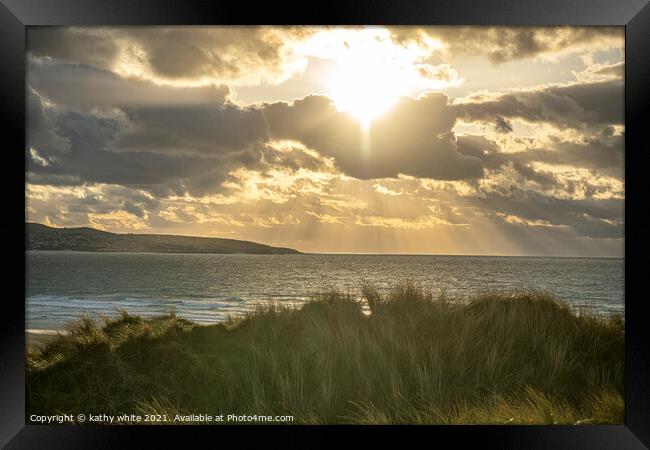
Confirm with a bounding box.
[25,223,301,255]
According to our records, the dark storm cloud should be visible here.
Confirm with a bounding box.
[26,27,623,186]
[27,26,311,85]
[26,47,623,199]
[262,94,485,180]
[27,85,332,196]
[119,26,297,80]
[509,162,558,188]
[28,58,229,111]
[257,143,333,174]
[29,27,623,86]
[456,135,558,189]
[68,186,159,219]
[112,104,269,156]
[457,133,624,186]
[33,113,232,196]
[495,116,513,133]
[454,79,624,131]
[27,89,70,155]
[28,77,623,199]
[28,27,120,68]
[471,192,623,239]
[28,75,624,199]
[28,59,270,158]
[26,89,268,196]
[389,26,623,63]
[527,136,624,178]
[28,87,487,196]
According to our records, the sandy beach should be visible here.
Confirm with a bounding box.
[26,329,64,351]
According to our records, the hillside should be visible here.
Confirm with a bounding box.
[25,223,300,254]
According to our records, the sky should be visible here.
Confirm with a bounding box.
[26,26,624,256]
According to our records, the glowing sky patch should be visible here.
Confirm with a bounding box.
[26,26,624,256]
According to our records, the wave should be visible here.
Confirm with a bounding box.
[25,294,311,332]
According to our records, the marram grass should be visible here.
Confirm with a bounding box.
[26,285,624,424]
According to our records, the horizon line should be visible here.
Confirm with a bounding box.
[27,249,623,259]
[26,222,624,259]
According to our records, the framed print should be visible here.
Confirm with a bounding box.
[1,0,649,448]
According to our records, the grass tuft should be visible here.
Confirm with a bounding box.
[27,285,623,424]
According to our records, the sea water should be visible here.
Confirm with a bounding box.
[26,251,624,331]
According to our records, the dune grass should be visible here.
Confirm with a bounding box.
[26,285,624,424]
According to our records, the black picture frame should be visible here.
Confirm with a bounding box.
[2,0,648,448]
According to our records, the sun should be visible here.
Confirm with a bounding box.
[326,57,406,127]
[299,27,447,127]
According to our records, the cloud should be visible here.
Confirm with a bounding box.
[263,93,484,180]
[28,69,623,215]
[26,89,266,196]
[454,78,623,131]
[27,89,72,155]
[416,63,460,83]
[112,103,269,156]
[526,135,624,178]
[456,130,624,199]
[28,58,229,111]
[28,74,623,202]
[456,135,559,191]
[469,191,622,239]
[28,26,312,87]
[27,86,340,197]
[389,26,623,63]
[28,27,120,68]
[495,116,513,133]
[24,26,625,256]
[573,61,624,83]
[26,183,159,231]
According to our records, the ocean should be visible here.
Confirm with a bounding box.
[26,251,624,331]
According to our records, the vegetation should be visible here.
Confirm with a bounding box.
[26,222,300,254]
[26,285,624,424]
